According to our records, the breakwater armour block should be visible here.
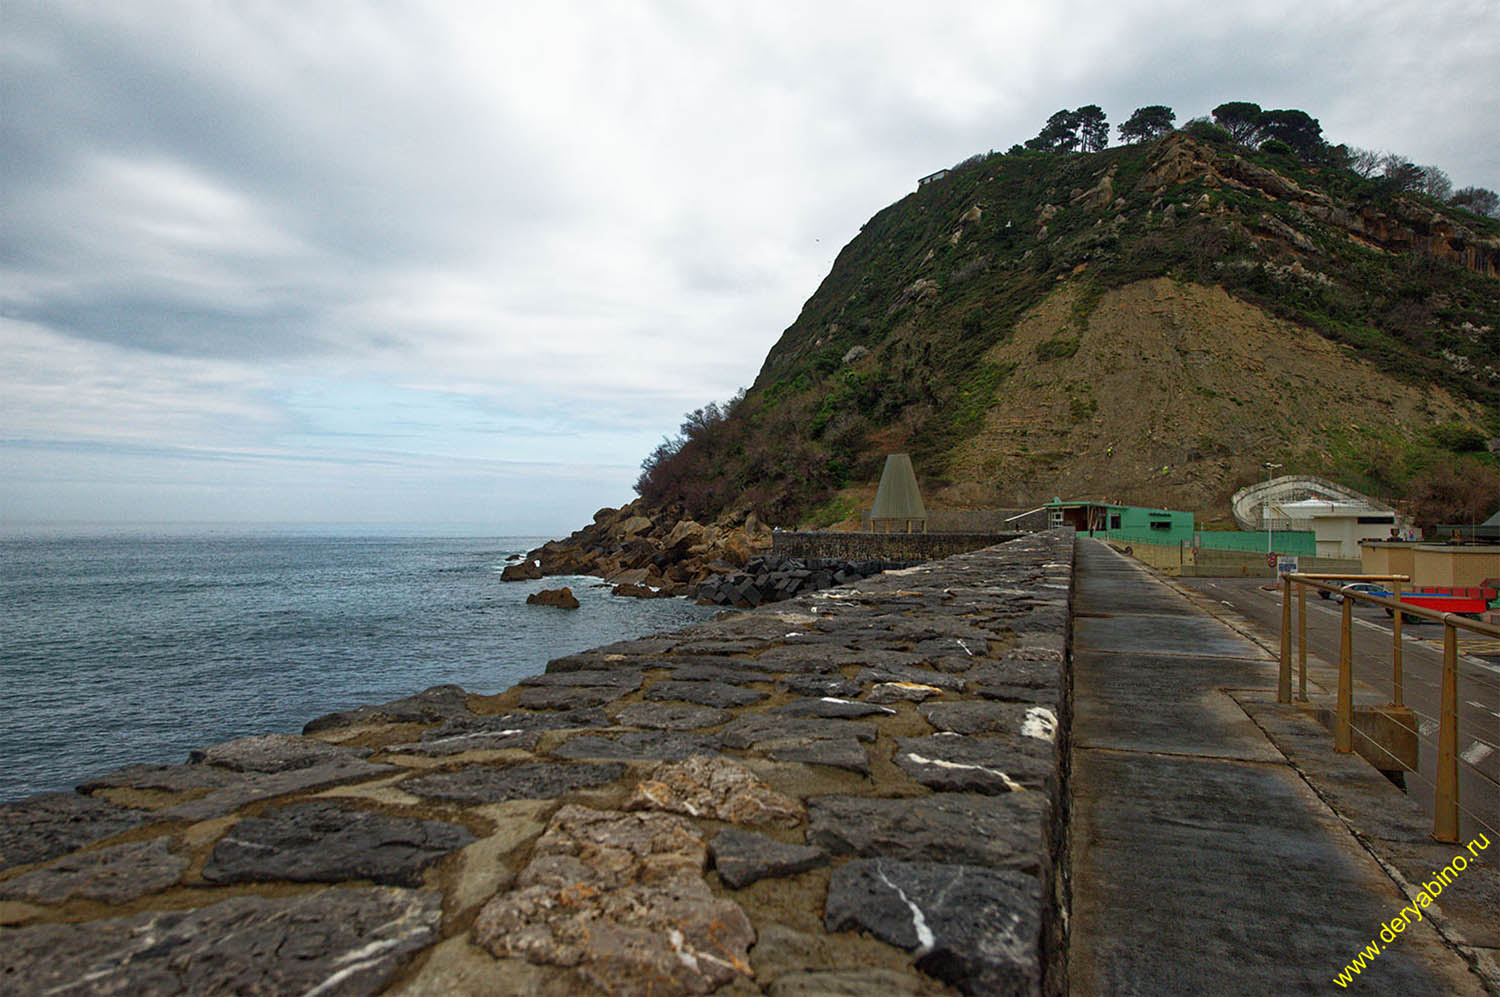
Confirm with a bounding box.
[0,530,1076,996]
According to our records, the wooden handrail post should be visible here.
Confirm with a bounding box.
[1391,579,1404,707]
[1296,582,1308,701]
[1336,596,1353,752]
[1433,623,1460,843]
[1278,575,1292,703]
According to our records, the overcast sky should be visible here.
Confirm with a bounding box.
[4,1,1496,534]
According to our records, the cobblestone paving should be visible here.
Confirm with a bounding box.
[0,531,1074,997]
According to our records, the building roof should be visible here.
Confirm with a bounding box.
[870,454,926,520]
[1273,498,1388,516]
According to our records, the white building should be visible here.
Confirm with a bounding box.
[1269,498,1399,559]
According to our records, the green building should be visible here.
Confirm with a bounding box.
[1044,499,1195,543]
[1043,497,1316,555]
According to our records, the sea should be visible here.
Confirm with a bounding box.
[0,527,718,803]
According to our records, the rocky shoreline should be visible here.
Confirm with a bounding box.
[511,500,915,610]
[513,499,776,599]
[0,530,1075,996]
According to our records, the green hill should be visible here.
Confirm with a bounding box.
[638,129,1500,530]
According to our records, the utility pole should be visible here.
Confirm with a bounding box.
[1264,462,1282,555]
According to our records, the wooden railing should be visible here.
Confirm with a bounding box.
[1278,573,1500,844]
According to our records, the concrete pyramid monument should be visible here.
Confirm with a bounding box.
[869,454,927,533]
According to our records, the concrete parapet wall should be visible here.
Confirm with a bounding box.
[1111,538,1360,577]
[859,508,1043,533]
[774,529,1020,563]
[0,530,1078,997]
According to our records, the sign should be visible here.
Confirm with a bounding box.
[1276,556,1299,574]
[1266,553,1276,567]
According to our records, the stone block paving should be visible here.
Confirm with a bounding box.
[0,531,1075,997]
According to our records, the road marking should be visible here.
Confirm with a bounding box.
[1468,700,1500,719]
[1419,721,1438,738]
[1461,742,1494,767]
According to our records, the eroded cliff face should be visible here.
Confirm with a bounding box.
[1144,133,1500,278]
[630,132,1499,530]
[942,277,1484,515]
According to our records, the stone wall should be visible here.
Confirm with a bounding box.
[0,531,1076,997]
[859,508,1045,533]
[773,529,1021,563]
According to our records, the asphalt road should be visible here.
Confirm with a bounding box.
[1177,576,1499,843]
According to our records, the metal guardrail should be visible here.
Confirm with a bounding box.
[1278,572,1500,843]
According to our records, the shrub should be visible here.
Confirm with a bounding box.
[1034,337,1080,361]
[1430,423,1489,452]
[1182,118,1232,144]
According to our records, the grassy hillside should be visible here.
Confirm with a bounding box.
[638,132,1500,529]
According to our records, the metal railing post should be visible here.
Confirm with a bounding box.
[1391,579,1404,708]
[1296,582,1307,701]
[1278,575,1292,703]
[1336,596,1353,752]
[1433,622,1460,843]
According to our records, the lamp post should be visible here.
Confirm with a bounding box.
[1264,462,1282,555]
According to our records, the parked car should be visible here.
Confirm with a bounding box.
[1337,582,1391,604]
[1317,582,1390,603]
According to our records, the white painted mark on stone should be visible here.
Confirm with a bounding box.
[902,753,1025,792]
[667,928,701,973]
[820,697,896,713]
[875,862,935,955]
[303,935,412,997]
[1021,707,1057,742]
[422,729,524,747]
[1461,742,1494,767]
[956,639,973,656]
[667,926,743,975]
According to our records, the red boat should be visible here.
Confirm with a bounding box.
[1385,591,1488,621]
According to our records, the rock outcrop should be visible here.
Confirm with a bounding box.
[526,586,580,609]
[523,499,774,599]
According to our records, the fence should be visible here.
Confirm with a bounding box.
[1196,529,1316,555]
[1095,528,1316,555]
[1278,572,1500,843]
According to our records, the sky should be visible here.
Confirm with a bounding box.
[4,1,1497,534]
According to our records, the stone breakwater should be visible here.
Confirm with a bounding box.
[694,555,905,608]
[0,530,1075,997]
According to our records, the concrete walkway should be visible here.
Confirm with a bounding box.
[1068,539,1487,995]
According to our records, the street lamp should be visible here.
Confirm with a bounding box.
[1264,462,1282,555]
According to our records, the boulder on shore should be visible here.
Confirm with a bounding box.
[612,582,670,599]
[501,561,542,581]
[526,587,580,609]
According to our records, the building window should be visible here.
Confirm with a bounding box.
[1110,515,1121,530]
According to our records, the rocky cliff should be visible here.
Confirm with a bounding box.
[634,130,1499,530]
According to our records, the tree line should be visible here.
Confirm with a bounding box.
[1007,101,1498,219]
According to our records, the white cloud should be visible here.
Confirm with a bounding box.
[2,0,1496,530]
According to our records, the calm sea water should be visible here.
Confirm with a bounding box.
[0,530,716,802]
